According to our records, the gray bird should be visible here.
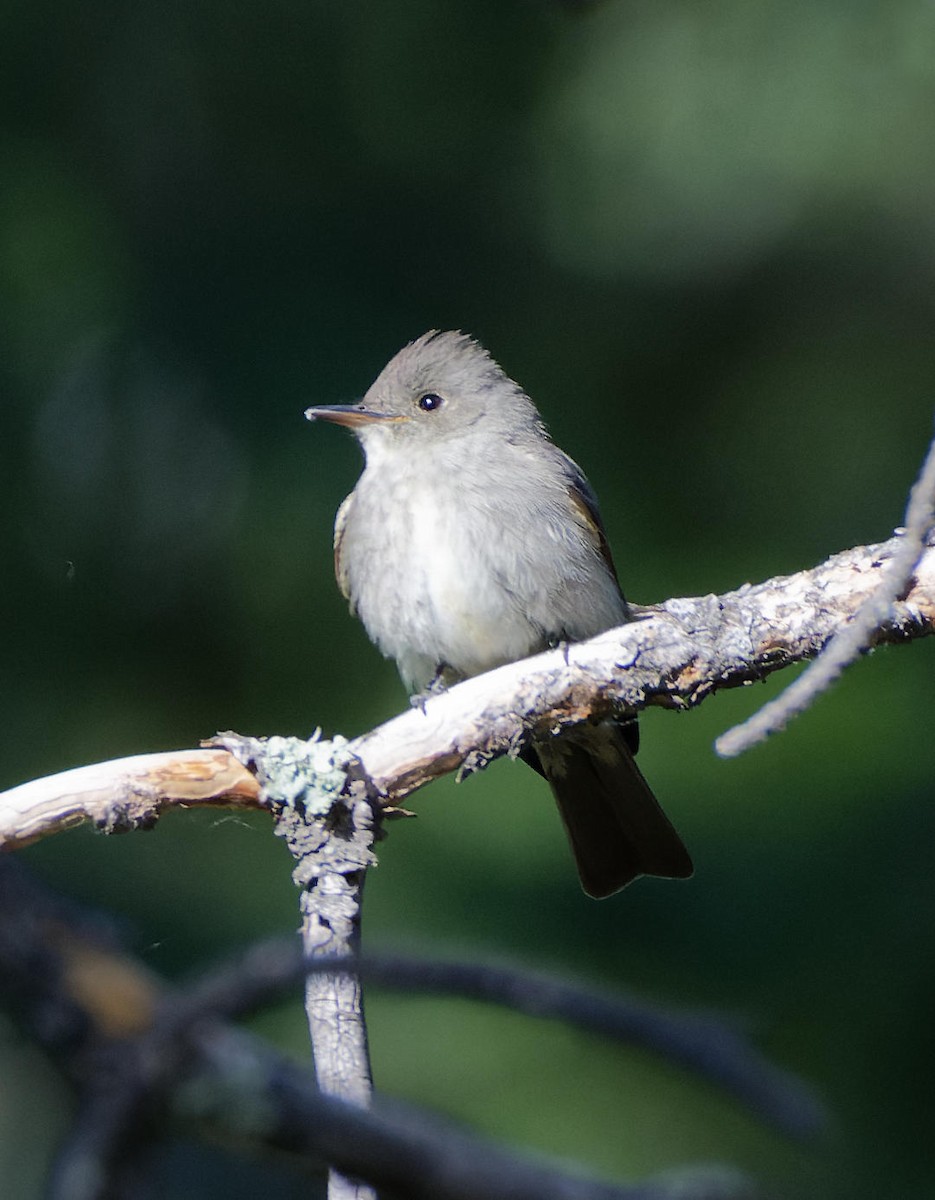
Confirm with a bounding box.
[305,330,692,897]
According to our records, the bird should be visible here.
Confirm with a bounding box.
[305,330,692,897]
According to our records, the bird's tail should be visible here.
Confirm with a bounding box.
[530,723,693,898]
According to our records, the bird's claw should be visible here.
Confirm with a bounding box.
[409,665,451,712]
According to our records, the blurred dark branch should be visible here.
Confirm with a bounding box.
[0,860,766,1200]
[163,937,824,1140]
[2,532,933,853]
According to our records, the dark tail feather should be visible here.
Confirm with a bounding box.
[530,724,693,899]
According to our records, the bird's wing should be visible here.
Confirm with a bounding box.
[558,451,623,589]
[333,492,355,610]
[557,453,637,753]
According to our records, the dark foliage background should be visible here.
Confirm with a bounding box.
[3,1,935,1196]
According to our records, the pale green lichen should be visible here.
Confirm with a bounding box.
[244,731,353,817]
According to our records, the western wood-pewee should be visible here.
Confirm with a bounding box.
[305,330,692,897]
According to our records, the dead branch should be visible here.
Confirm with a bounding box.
[348,530,935,804]
[1,533,933,849]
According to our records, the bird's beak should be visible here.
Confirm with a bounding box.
[304,404,405,428]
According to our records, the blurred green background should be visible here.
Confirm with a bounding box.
[3,0,935,1196]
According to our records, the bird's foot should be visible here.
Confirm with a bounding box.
[546,634,573,666]
[409,665,451,712]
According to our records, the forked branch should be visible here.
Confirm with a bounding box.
[1,531,934,851]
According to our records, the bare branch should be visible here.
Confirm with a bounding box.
[717,433,935,756]
[0,749,259,850]
[347,533,935,805]
[2,535,934,851]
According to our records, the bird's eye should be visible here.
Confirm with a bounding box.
[417,393,444,412]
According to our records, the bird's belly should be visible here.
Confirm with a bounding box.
[409,501,538,671]
[350,486,541,688]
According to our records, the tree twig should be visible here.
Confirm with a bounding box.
[717,431,935,756]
